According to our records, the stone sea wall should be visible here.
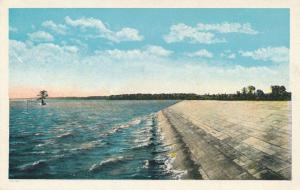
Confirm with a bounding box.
[157,100,291,180]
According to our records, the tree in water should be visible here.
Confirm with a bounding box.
[37,90,48,105]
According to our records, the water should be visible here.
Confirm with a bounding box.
[9,99,181,179]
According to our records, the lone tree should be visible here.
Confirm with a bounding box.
[37,90,48,105]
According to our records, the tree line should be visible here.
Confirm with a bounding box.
[51,85,290,101]
[201,85,291,101]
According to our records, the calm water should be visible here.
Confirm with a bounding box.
[9,99,179,179]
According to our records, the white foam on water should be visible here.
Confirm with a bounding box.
[31,151,46,155]
[57,132,74,138]
[104,116,144,136]
[134,136,151,144]
[19,159,47,171]
[143,160,149,169]
[129,118,142,125]
[163,153,188,179]
[35,139,55,148]
[70,140,104,151]
[144,115,154,126]
[51,154,65,160]
[88,156,127,172]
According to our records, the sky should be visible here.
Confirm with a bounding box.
[9,9,290,98]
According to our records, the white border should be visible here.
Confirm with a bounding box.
[1,0,300,190]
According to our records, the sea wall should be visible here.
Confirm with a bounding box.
[157,100,291,180]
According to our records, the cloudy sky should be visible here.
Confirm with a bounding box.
[9,9,289,98]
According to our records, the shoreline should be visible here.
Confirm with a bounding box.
[156,100,291,180]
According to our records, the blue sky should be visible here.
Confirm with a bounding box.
[9,9,290,98]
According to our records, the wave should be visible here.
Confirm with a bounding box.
[129,115,157,150]
[30,151,47,155]
[10,133,32,140]
[70,140,104,152]
[101,116,144,137]
[165,155,188,179]
[141,113,188,179]
[34,132,45,136]
[51,154,66,160]
[57,132,74,139]
[100,114,156,138]
[19,160,48,172]
[156,136,189,179]
[143,160,150,169]
[10,141,26,145]
[129,118,142,125]
[35,139,55,148]
[132,140,153,150]
[88,156,129,172]
[107,124,129,135]
[145,117,154,126]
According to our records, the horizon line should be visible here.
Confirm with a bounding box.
[9,90,291,100]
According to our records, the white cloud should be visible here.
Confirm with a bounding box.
[164,22,258,44]
[227,53,236,59]
[10,40,27,54]
[239,46,289,63]
[42,20,67,35]
[185,49,213,58]
[10,39,289,96]
[197,22,258,34]
[93,45,172,61]
[164,23,225,44]
[63,46,79,53]
[65,16,108,31]
[145,45,173,57]
[220,51,236,59]
[10,40,170,66]
[27,31,54,42]
[114,28,142,42]
[9,40,79,66]
[9,40,27,64]
[65,16,143,43]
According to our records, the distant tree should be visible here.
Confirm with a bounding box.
[37,90,48,105]
[271,85,279,96]
[271,85,287,96]
[247,85,256,95]
[242,87,247,95]
[279,86,286,95]
[256,89,264,98]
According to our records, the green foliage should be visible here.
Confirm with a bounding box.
[247,85,256,94]
[52,85,291,101]
[103,85,290,101]
[108,93,202,100]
